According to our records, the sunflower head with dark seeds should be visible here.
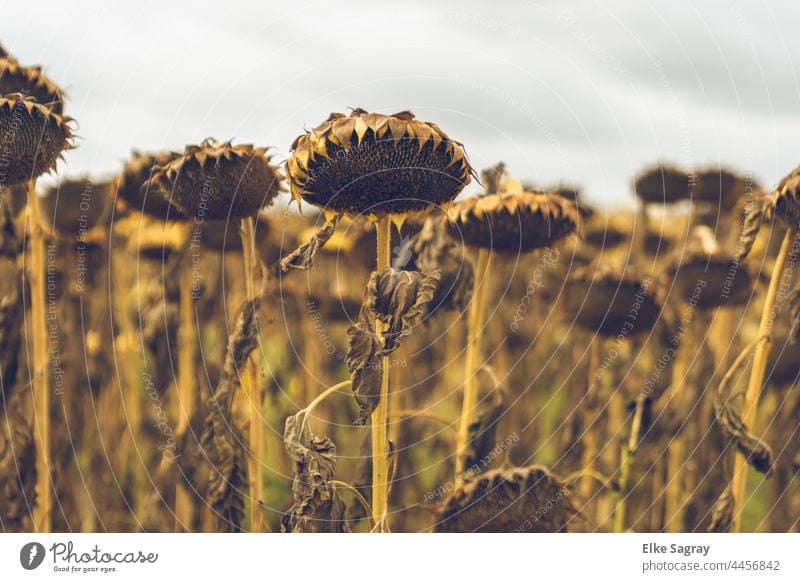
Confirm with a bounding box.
[286,109,475,216]
[0,93,74,187]
[446,189,579,254]
[116,150,185,221]
[634,163,693,204]
[147,139,284,221]
[0,58,64,115]
[563,265,662,337]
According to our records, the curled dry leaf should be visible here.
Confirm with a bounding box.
[707,484,735,533]
[0,393,36,531]
[0,264,23,398]
[197,297,259,532]
[346,268,441,424]
[735,193,771,261]
[280,214,341,272]
[281,414,349,533]
[409,216,474,312]
[434,465,577,533]
[714,354,773,475]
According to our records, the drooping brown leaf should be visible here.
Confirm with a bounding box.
[367,268,440,354]
[280,215,341,272]
[197,297,259,532]
[434,465,577,533]
[462,367,505,475]
[346,268,440,424]
[0,263,22,398]
[280,413,349,533]
[410,217,474,312]
[714,349,773,475]
[735,194,770,261]
[708,484,735,533]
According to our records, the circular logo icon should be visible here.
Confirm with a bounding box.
[19,542,46,570]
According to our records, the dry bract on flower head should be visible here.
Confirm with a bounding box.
[147,138,284,221]
[634,163,693,204]
[563,265,662,338]
[0,58,65,115]
[116,150,185,221]
[434,465,577,533]
[286,109,475,216]
[446,190,580,254]
[0,93,74,186]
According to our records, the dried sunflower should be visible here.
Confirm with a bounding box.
[446,190,580,254]
[0,58,64,115]
[564,265,662,337]
[286,109,474,216]
[0,93,73,187]
[147,139,284,220]
[434,465,577,533]
[115,151,185,220]
[41,177,112,238]
[693,167,751,211]
[634,163,693,204]
[664,251,758,309]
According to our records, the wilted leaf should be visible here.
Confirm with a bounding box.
[280,215,340,272]
[434,465,577,533]
[714,350,773,475]
[197,297,259,532]
[0,264,22,398]
[0,392,36,531]
[735,194,769,261]
[367,268,440,354]
[280,413,349,533]
[480,161,505,195]
[410,217,474,312]
[346,268,440,424]
[707,484,734,533]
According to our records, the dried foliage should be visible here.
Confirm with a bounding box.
[286,109,475,215]
[346,268,440,424]
[197,297,260,531]
[405,216,474,312]
[280,215,341,272]
[707,484,735,533]
[435,465,576,533]
[714,354,773,475]
[281,413,349,533]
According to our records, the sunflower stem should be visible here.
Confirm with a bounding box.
[664,308,692,532]
[371,215,392,532]
[238,216,265,532]
[580,339,601,503]
[28,179,51,533]
[614,393,646,532]
[455,247,492,479]
[731,227,793,531]
[174,228,197,531]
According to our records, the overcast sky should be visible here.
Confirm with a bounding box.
[2,0,799,207]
